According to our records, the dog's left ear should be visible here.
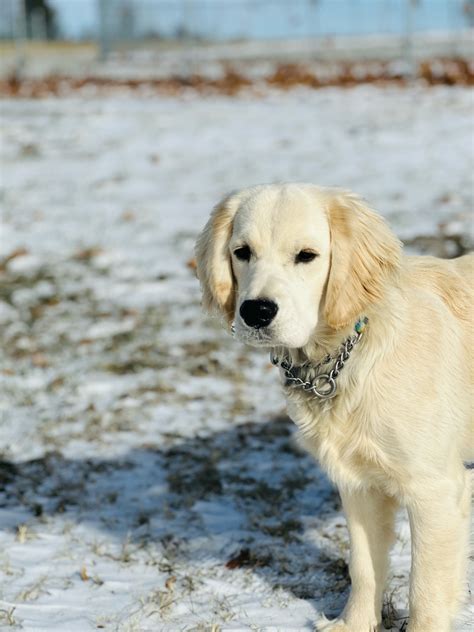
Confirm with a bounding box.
[324,191,402,330]
[195,192,240,326]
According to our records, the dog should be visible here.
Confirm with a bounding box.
[195,183,473,632]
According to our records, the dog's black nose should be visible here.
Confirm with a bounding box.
[239,299,278,329]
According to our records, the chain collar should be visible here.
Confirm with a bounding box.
[270,317,369,401]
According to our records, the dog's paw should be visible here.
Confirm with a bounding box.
[315,615,379,632]
[316,616,351,632]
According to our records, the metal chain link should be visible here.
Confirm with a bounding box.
[270,321,367,401]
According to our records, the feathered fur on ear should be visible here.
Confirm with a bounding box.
[195,192,239,325]
[324,191,402,330]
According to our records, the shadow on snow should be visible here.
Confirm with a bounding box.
[0,414,351,617]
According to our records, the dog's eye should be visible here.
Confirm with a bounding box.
[295,250,318,264]
[234,245,251,261]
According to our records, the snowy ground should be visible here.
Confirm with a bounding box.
[0,85,473,631]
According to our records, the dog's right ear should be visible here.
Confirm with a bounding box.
[324,190,402,330]
[195,192,239,325]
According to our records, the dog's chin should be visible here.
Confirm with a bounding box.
[233,323,311,350]
[234,325,275,348]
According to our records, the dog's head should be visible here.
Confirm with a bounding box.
[195,183,401,349]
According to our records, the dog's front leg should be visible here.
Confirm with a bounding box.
[318,487,398,632]
[406,472,470,632]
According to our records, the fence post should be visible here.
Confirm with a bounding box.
[403,0,416,76]
[31,8,47,40]
[14,0,27,76]
[98,0,110,61]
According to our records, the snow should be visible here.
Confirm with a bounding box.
[0,85,472,631]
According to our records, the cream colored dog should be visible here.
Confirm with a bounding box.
[195,183,473,632]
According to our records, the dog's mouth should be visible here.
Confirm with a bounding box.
[232,317,314,351]
[232,321,275,347]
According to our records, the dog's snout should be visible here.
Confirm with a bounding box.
[240,299,278,329]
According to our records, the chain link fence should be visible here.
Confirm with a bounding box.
[1,1,473,43]
[0,0,473,80]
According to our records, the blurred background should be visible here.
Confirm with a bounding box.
[2,0,474,41]
[0,2,473,631]
[1,0,474,81]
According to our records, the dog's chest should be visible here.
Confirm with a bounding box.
[286,394,398,493]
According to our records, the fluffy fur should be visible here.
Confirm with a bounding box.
[195,183,473,632]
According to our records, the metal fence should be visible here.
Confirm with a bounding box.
[2,0,474,41]
[0,0,474,74]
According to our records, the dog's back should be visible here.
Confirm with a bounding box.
[405,253,473,460]
[405,253,473,322]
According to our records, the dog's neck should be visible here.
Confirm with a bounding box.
[303,284,403,367]
[305,322,358,362]
[277,320,363,368]
[270,317,369,401]
[272,275,404,375]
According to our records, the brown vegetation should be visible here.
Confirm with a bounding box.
[1,57,472,98]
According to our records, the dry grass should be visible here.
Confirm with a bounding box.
[1,57,473,99]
